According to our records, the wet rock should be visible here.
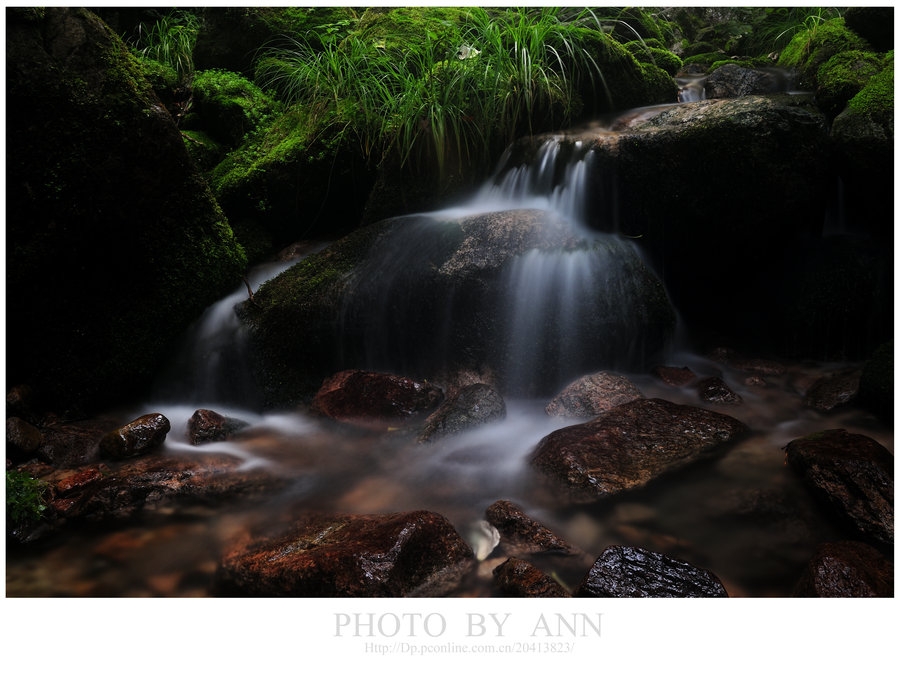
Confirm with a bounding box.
[707,348,787,376]
[651,365,697,387]
[785,429,893,547]
[803,369,861,411]
[312,370,443,430]
[187,409,250,445]
[98,413,171,460]
[216,510,474,596]
[418,383,505,443]
[36,414,121,467]
[531,398,747,502]
[493,558,571,597]
[704,63,791,98]
[576,545,729,598]
[6,417,44,463]
[697,376,742,405]
[484,500,581,557]
[793,541,894,597]
[545,372,643,418]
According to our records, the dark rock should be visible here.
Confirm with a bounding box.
[652,365,697,387]
[843,7,894,52]
[803,370,861,411]
[545,372,643,418]
[188,409,250,445]
[216,510,474,596]
[6,8,247,416]
[793,541,894,597]
[706,348,787,375]
[697,376,742,405]
[312,370,444,430]
[785,429,893,547]
[6,417,44,463]
[6,385,41,423]
[418,383,505,442]
[36,414,122,467]
[576,545,729,597]
[484,500,581,557]
[858,341,893,423]
[493,558,571,597]
[531,398,747,502]
[98,413,171,460]
[704,64,791,98]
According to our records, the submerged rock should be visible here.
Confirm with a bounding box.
[793,541,894,597]
[545,371,643,418]
[216,510,474,596]
[312,369,444,430]
[785,429,893,547]
[531,398,747,502]
[418,383,505,442]
[98,413,171,461]
[576,545,729,597]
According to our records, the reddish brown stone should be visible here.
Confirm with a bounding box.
[793,541,893,597]
[216,510,474,596]
[493,558,571,597]
[484,500,580,556]
[187,409,249,445]
[697,376,742,404]
[652,365,697,387]
[545,372,643,418]
[312,370,443,429]
[98,413,170,460]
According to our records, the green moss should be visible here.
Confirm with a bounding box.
[683,51,728,69]
[778,17,871,87]
[638,61,678,104]
[709,56,773,72]
[191,69,281,147]
[816,49,883,119]
[846,52,894,126]
[625,42,683,76]
[180,128,226,171]
[355,6,468,52]
[6,471,48,527]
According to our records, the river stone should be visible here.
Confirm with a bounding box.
[6,417,44,463]
[792,541,894,597]
[418,383,506,442]
[651,365,697,387]
[704,63,792,98]
[493,558,571,597]
[785,429,893,547]
[484,500,580,557]
[98,413,171,460]
[545,371,643,418]
[312,369,444,429]
[803,370,861,411]
[707,348,787,376]
[531,398,747,502]
[697,376,742,405]
[188,408,250,445]
[215,510,475,596]
[576,545,729,598]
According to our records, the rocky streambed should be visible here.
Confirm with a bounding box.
[6,349,893,598]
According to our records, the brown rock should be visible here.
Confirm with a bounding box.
[6,416,44,462]
[312,370,443,429]
[98,413,170,460]
[531,398,747,502]
[484,500,580,556]
[493,558,571,597]
[187,409,249,445]
[418,383,505,442]
[697,376,742,404]
[651,365,697,387]
[785,429,893,547]
[793,541,894,597]
[803,370,861,411]
[576,545,729,598]
[545,372,643,418]
[216,510,474,596]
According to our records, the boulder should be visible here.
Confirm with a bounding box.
[216,510,474,596]
[704,63,791,98]
[493,558,571,597]
[484,500,582,558]
[312,370,444,430]
[187,409,250,445]
[576,545,728,597]
[418,383,505,443]
[5,8,247,416]
[785,429,893,548]
[651,365,697,387]
[803,370,861,411]
[531,398,747,502]
[6,417,44,463]
[98,413,171,460]
[793,541,894,597]
[545,372,643,418]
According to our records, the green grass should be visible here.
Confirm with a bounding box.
[134,10,200,86]
[255,7,611,177]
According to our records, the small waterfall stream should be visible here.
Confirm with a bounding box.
[6,102,891,599]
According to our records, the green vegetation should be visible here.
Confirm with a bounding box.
[846,51,894,125]
[779,17,870,87]
[625,41,683,76]
[6,471,48,527]
[254,7,620,177]
[190,69,281,147]
[744,7,845,56]
[134,10,200,86]
[816,50,884,119]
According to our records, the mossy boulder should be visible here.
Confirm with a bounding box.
[815,50,884,120]
[778,17,871,90]
[625,42,684,76]
[5,8,247,415]
[189,69,281,148]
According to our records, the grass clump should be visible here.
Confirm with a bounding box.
[6,470,48,528]
[134,10,200,87]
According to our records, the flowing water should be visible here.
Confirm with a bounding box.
[6,107,891,598]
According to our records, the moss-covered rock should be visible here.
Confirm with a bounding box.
[625,41,684,76]
[778,17,871,89]
[5,8,247,415]
[190,69,281,147]
[815,50,883,120]
[354,6,468,52]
